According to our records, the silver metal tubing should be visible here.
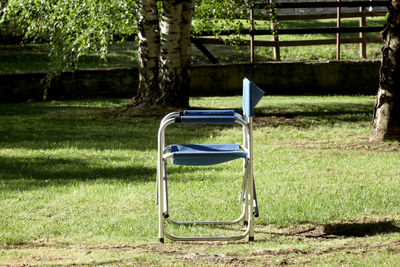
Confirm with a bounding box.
[239,159,250,203]
[163,160,169,218]
[158,117,177,241]
[158,112,255,242]
[162,153,174,159]
[235,118,249,131]
[163,205,252,242]
[239,145,249,154]
[234,112,244,121]
[247,116,255,240]
[161,112,180,125]
[165,203,246,225]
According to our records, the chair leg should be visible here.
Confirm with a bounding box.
[247,161,255,242]
[159,154,254,242]
[158,159,165,242]
[253,177,259,217]
[163,161,169,218]
[242,159,249,226]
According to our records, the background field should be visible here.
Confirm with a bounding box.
[0,17,386,73]
[1,96,400,265]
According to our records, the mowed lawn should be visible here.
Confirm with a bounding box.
[1,95,400,266]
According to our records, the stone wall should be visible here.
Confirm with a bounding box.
[0,60,381,102]
[191,60,380,96]
[0,68,138,102]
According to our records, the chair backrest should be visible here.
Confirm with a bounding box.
[242,78,265,117]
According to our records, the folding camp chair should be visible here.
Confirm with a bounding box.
[157,78,264,242]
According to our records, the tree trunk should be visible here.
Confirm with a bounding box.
[134,0,160,106]
[370,0,400,141]
[133,0,193,108]
[180,0,195,95]
[159,0,189,108]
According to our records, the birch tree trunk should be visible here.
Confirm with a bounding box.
[370,0,400,141]
[159,0,188,107]
[133,0,194,108]
[134,0,160,105]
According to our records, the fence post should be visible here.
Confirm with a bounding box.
[359,6,367,59]
[250,8,255,63]
[269,0,280,61]
[336,0,341,60]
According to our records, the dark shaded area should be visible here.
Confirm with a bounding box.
[253,101,373,128]
[0,102,243,151]
[257,220,400,239]
[0,156,155,191]
[255,103,373,118]
[323,221,400,237]
[1,61,381,102]
[0,103,156,151]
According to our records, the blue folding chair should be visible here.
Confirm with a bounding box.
[157,78,264,242]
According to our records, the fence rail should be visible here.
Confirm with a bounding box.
[255,1,387,8]
[192,0,388,63]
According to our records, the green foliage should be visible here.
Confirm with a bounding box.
[192,0,253,45]
[3,0,136,71]
[192,1,276,47]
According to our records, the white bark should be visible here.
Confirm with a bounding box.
[134,0,194,107]
[134,0,160,105]
[159,0,186,106]
[370,89,394,141]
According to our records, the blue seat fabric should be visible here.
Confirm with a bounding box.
[168,144,247,166]
[183,110,235,116]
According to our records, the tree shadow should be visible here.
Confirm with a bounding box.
[0,103,238,151]
[254,102,373,128]
[0,155,155,191]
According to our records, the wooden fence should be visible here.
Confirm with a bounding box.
[193,0,388,63]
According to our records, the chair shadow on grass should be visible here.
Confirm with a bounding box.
[321,221,400,237]
[256,221,400,239]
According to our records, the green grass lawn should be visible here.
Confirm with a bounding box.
[201,17,385,62]
[0,17,386,73]
[1,96,400,265]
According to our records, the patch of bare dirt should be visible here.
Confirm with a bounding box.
[4,220,400,266]
[178,252,241,265]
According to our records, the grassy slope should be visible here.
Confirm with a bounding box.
[1,96,400,265]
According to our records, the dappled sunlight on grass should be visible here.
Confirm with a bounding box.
[1,96,400,265]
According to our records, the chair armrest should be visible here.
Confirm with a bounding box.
[175,115,235,124]
[181,110,235,116]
